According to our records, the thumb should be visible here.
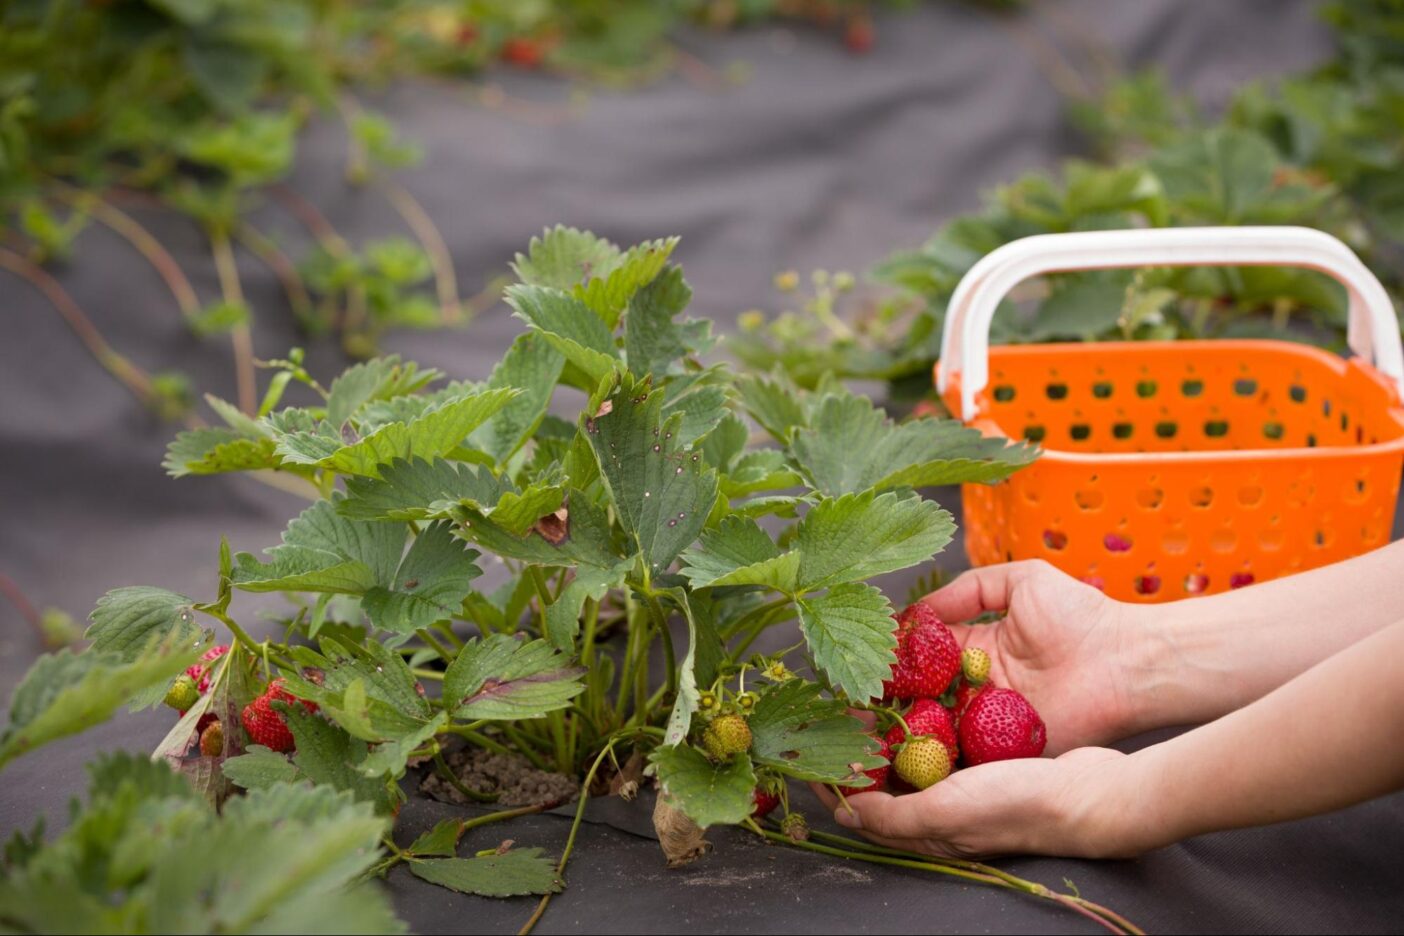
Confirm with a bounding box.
[834,791,932,839]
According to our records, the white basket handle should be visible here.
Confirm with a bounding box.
[936,226,1404,421]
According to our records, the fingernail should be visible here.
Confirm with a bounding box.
[835,808,862,830]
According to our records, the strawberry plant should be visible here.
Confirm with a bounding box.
[1,227,1143,933]
[741,1,1404,403]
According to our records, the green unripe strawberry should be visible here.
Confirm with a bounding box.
[962,647,991,687]
[702,713,752,760]
[164,674,200,712]
[780,811,809,843]
[894,735,952,790]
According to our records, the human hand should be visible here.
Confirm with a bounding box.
[921,560,1136,754]
[811,747,1144,859]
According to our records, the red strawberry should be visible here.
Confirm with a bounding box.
[885,698,958,763]
[501,37,543,68]
[240,693,296,753]
[958,687,1046,765]
[266,678,319,714]
[836,735,890,796]
[950,680,986,724]
[186,644,229,694]
[844,16,875,54]
[883,604,961,701]
[752,787,781,819]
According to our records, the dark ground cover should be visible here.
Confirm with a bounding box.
[4,2,1400,932]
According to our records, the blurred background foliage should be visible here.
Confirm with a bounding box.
[739,0,1404,402]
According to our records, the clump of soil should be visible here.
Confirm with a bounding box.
[421,747,579,808]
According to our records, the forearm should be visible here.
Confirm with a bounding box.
[1098,617,1404,855]
[1118,539,1404,732]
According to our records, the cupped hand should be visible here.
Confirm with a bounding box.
[921,560,1137,754]
[811,747,1142,859]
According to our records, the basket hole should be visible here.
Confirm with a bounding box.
[1081,575,1106,591]
[1043,529,1068,551]
[1155,421,1178,439]
[1136,380,1158,399]
[1229,572,1256,589]
[1070,424,1091,442]
[1046,383,1069,401]
[1092,381,1114,399]
[1204,420,1229,438]
[1112,422,1134,440]
[1181,379,1204,397]
[1135,574,1161,596]
[1137,487,1164,509]
[1259,528,1284,551]
[1356,425,1364,444]
[1363,522,1385,544]
[1024,425,1046,443]
[1238,485,1264,507]
[1340,412,1349,431]
[1189,486,1214,508]
[1263,421,1285,441]
[1306,433,1317,448]
[1233,378,1258,397]
[1211,529,1237,553]
[1346,478,1368,503]
[1183,573,1209,595]
[1076,488,1105,510]
[1022,487,1041,505]
[1322,399,1332,417]
[1162,530,1190,554]
[1103,533,1133,553]
[993,385,1016,402]
[1289,385,1307,403]
[1313,529,1331,548]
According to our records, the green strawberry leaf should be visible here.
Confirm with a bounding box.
[624,264,712,378]
[573,236,678,328]
[506,284,622,387]
[163,428,288,477]
[360,521,483,635]
[679,516,799,591]
[585,373,719,577]
[649,743,757,829]
[660,588,723,746]
[0,637,200,771]
[406,818,465,858]
[512,225,621,290]
[85,586,204,664]
[455,490,624,570]
[221,745,302,791]
[789,392,1035,497]
[795,491,955,591]
[274,388,519,478]
[466,332,565,464]
[283,705,398,814]
[442,635,586,721]
[410,850,563,898]
[325,356,441,427]
[544,560,631,651]
[748,681,885,784]
[795,583,898,702]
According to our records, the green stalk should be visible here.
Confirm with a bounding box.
[416,627,457,663]
[729,601,796,661]
[646,594,677,697]
[747,824,1137,935]
[208,225,258,416]
[432,749,500,803]
[517,739,618,936]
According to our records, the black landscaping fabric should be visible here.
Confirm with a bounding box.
[3,1,1401,932]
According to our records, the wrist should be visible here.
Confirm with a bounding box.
[1107,598,1197,738]
[1060,748,1172,858]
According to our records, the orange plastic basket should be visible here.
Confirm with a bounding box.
[936,227,1404,602]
